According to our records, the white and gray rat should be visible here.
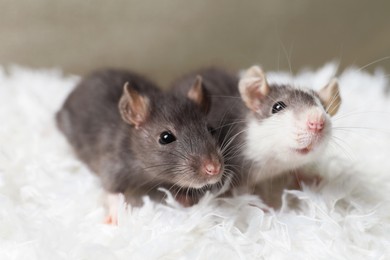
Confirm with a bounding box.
[56,69,228,223]
[238,66,341,207]
[238,66,341,183]
[172,66,341,207]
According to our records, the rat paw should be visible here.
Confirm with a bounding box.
[104,193,121,225]
[104,214,118,225]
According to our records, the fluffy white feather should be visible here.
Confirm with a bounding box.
[0,64,389,259]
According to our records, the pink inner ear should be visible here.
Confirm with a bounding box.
[242,91,263,112]
[188,86,202,105]
[187,80,210,113]
[131,95,150,125]
[317,80,341,116]
[119,85,150,127]
[187,76,204,105]
[239,69,270,112]
[252,100,263,112]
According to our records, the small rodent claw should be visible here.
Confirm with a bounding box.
[104,214,118,226]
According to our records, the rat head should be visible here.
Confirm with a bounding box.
[239,66,341,171]
[118,77,224,189]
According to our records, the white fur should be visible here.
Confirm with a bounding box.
[1,64,390,259]
[244,94,332,181]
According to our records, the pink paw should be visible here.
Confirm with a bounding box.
[104,193,120,225]
[104,214,118,225]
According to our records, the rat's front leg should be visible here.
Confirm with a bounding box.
[104,193,120,225]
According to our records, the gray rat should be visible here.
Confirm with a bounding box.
[56,69,227,223]
[171,66,341,207]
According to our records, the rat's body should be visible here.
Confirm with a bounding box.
[56,69,226,212]
[172,66,341,207]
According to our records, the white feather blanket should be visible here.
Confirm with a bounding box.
[0,64,389,259]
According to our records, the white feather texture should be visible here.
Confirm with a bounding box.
[0,64,389,259]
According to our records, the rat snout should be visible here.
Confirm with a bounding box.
[307,108,325,133]
[307,119,324,133]
[202,159,221,176]
[294,107,330,156]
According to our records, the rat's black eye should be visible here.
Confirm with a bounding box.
[159,131,176,145]
[207,126,216,135]
[272,101,287,114]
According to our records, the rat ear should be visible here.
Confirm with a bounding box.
[317,78,341,116]
[238,66,270,112]
[118,82,150,128]
[187,75,210,114]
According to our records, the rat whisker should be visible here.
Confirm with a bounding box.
[223,143,247,161]
[219,121,240,152]
[212,104,240,144]
[220,128,248,155]
[212,120,247,131]
[331,128,381,144]
[142,163,188,170]
[325,89,341,115]
[223,169,239,188]
[209,95,243,99]
[329,137,356,161]
[358,55,390,72]
[333,110,390,122]
[279,38,294,75]
[333,126,390,134]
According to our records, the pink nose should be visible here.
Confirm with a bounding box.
[204,161,221,176]
[307,119,325,132]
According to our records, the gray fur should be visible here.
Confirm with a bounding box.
[56,69,224,206]
[171,68,246,186]
[253,85,318,120]
[172,68,325,191]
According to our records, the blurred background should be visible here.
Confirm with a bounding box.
[1,0,389,87]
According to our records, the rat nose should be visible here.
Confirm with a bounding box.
[307,116,325,133]
[307,108,325,133]
[203,160,221,176]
